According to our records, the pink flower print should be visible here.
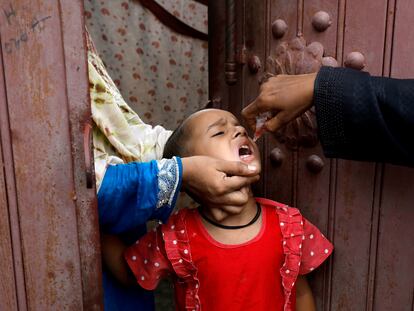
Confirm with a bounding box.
[117,28,127,36]
[132,73,141,80]
[101,8,110,16]
[121,2,129,10]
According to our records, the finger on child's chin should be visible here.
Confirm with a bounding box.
[210,205,244,222]
[224,175,260,192]
[219,190,250,207]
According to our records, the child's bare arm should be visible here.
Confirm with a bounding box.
[101,234,136,286]
[296,275,316,311]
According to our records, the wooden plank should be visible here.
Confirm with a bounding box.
[390,0,414,78]
[0,44,19,310]
[0,0,84,309]
[0,5,28,308]
[329,1,388,310]
[59,0,103,309]
[364,2,392,310]
[242,0,267,195]
[373,2,414,309]
[331,161,377,310]
[208,0,230,109]
[299,2,339,309]
[303,0,339,58]
[265,0,299,205]
[373,166,414,311]
[342,0,388,75]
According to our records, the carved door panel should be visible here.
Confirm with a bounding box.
[209,1,414,310]
[0,0,102,309]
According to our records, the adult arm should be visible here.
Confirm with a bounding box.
[242,67,414,166]
[98,158,181,234]
[295,276,316,311]
[98,156,260,234]
[100,234,136,286]
[315,66,414,166]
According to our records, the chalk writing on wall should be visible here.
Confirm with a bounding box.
[2,3,52,54]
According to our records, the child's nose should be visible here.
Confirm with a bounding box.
[233,126,247,138]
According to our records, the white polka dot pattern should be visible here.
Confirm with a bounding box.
[124,199,333,311]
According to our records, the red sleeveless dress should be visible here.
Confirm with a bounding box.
[125,198,333,311]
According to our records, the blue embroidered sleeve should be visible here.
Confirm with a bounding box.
[152,157,182,223]
[97,158,182,234]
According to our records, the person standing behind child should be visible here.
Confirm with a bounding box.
[101,109,333,311]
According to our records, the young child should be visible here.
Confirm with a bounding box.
[101,109,333,311]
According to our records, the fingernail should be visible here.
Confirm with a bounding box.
[248,165,257,171]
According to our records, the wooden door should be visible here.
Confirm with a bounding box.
[0,0,102,309]
[209,1,414,310]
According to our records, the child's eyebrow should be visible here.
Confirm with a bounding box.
[206,117,227,132]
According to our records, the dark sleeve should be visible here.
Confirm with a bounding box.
[314,66,414,167]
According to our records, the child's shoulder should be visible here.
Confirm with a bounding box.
[166,207,193,221]
[256,197,334,276]
[256,197,300,215]
[160,208,194,231]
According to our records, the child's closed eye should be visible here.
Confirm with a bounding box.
[211,131,225,137]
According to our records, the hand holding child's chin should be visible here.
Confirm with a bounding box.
[205,187,252,222]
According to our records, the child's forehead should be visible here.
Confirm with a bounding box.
[189,109,239,125]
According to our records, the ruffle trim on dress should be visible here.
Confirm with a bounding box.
[162,209,202,310]
[255,197,333,311]
[159,198,333,311]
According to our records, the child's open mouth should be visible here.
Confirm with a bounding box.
[238,144,254,162]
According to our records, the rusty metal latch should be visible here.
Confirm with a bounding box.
[83,122,93,189]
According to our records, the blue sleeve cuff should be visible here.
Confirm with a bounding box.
[151,157,183,223]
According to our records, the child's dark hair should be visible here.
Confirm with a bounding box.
[163,121,191,158]
[163,103,215,159]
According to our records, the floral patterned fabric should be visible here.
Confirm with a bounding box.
[154,0,208,33]
[88,36,172,190]
[84,0,208,130]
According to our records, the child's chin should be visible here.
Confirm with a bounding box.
[239,154,258,165]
